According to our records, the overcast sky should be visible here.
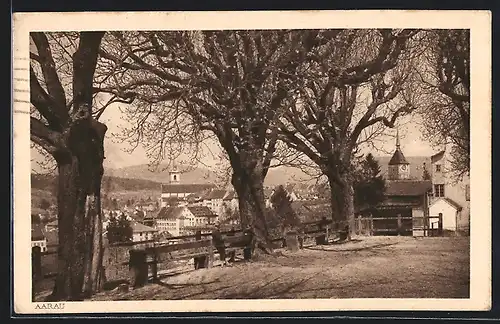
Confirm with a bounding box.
[31,101,437,173]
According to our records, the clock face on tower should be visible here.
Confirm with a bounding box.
[401,165,407,171]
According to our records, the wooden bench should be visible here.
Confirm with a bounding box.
[220,230,254,261]
[299,220,333,246]
[129,238,214,288]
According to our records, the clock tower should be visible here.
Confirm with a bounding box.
[388,129,410,180]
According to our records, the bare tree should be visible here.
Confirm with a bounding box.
[30,31,106,301]
[97,30,320,252]
[417,29,470,180]
[277,29,421,234]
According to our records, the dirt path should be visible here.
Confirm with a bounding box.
[91,236,470,300]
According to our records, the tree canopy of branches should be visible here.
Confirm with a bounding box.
[277,29,421,231]
[98,30,320,252]
[353,153,386,211]
[417,29,470,180]
[106,213,133,244]
[30,31,107,301]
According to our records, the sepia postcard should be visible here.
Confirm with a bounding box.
[13,10,491,315]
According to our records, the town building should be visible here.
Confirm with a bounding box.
[202,189,226,216]
[428,148,470,233]
[31,225,47,252]
[160,167,215,207]
[154,205,218,236]
[155,206,192,236]
[131,222,158,242]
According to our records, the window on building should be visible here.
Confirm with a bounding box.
[434,184,445,197]
[435,164,441,172]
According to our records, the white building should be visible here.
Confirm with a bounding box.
[31,225,47,252]
[131,222,158,242]
[429,148,470,233]
[429,198,463,231]
[155,206,193,236]
[155,205,218,236]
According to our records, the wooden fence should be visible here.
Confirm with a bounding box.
[33,216,444,294]
[353,215,443,236]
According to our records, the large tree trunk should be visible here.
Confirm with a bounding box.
[327,173,355,239]
[47,116,107,301]
[231,164,273,254]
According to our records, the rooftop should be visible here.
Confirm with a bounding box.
[187,206,218,218]
[157,206,184,220]
[388,148,410,165]
[385,180,433,197]
[431,150,445,163]
[204,189,226,200]
[432,197,463,211]
[161,183,216,194]
[131,222,158,233]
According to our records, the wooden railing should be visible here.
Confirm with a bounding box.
[353,215,443,236]
[130,238,215,287]
[129,229,256,288]
[38,216,446,293]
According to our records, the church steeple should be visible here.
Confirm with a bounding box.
[169,161,180,184]
[388,128,410,180]
[396,128,401,149]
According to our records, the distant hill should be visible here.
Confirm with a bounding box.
[105,164,219,185]
[31,154,431,197]
[31,173,164,193]
[106,163,316,187]
[265,166,316,186]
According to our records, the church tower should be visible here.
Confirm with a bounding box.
[388,129,410,180]
[169,163,180,184]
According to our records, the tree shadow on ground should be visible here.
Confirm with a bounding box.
[221,273,317,299]
[304,242,398,252]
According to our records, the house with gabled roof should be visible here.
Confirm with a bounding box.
[154,206,190,236]
[131,222,158,242]
[429,197,463,232]
[429,146,470,233]
[187,205,219,226]
[153,205,219,237]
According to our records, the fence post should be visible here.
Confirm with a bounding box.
[438,213,443,235]
[32,246,42,280]
[207,238,214,268]
[397,214,402,236]
[357,217,362,235]
[369,214,374,236]
[129,249,148,288]
[150,249,158,282]
[32,246,42,301]
[285,230,299,252]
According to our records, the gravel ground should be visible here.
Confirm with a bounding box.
[88,236,470,300]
